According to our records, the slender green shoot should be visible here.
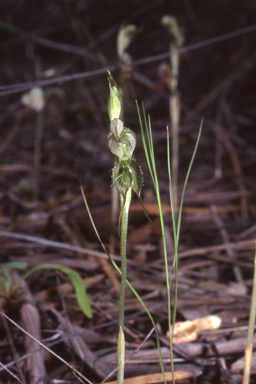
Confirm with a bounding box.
[137,100,202,381]
[243,243,256,384]
[168,121,203,347]
[137,101,174,376]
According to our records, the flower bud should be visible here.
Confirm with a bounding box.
[117,24,137,59]
[161,15,184,47]
[107,71,122,122]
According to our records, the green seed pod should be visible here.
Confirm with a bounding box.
[107,71,122,122]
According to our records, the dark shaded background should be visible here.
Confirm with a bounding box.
[1,0,255,235]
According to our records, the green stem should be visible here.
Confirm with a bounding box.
[117,187,131,384]
[243,244,256,384]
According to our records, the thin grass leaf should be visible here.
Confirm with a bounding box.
[137,103,171,382]
[137,104,203,383]
[167,121,202,348]
[136,101,155,186]
[176,120,203,241]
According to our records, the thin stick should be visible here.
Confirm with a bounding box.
[0,312,93,384]
[0,302,26,384]
[0,110,26,156]
[0,361,23,384]
[1,25,255,97]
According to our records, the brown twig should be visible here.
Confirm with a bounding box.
[11,270,46,384]
[39,302,112,379]
[0,110,26,156]
[0,301,26,384]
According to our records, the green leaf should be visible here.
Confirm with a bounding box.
[1,262,28,294]
[12,263,92,318]
[2,262,28,270]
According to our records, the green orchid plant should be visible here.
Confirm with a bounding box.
[77,71,201,384]
[107,71,151,232]
[107,71,151,384]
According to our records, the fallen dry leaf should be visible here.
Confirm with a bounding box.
[167,315,222,343]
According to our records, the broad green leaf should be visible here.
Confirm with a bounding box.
[12,263,92,318]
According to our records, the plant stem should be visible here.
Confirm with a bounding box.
[243,244,256,384]
[34,109,44,200]
[117,187,131,384]
[170,92,180,219]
